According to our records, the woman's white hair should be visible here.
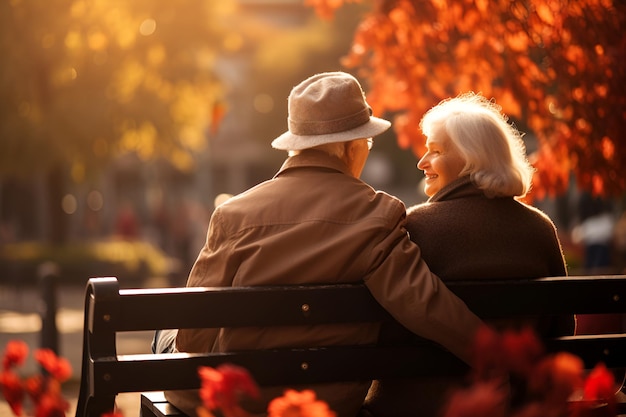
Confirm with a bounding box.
[420,92,535,198]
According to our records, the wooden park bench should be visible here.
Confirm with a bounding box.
[75,275,626,417]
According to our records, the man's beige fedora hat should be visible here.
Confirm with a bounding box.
[271,72,391,151]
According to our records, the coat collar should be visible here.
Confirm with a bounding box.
[429,176,483,202]
[274,149,352,178]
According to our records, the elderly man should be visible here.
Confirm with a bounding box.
[157,72,482,417]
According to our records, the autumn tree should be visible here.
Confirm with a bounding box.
[0,0,234,242]
[307,0,626,199]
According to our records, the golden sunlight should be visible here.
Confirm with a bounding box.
[112,60,146,103]
[87,31,108,51]
[120,122,157,160]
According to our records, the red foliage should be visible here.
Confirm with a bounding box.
[210,101,227,136]
[310,0,626,198]
[304,0,357,20]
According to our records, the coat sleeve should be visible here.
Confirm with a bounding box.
[176,208,235,353]
[364,211,483,365]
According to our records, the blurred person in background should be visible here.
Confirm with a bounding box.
[571,193,616,274]
[614,210,626,274]
[114,201,140,240]
[572,195,624,336]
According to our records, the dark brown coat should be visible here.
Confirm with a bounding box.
[365,176,569,417]
[406,176,566,280]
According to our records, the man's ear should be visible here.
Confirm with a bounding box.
[344,140,357,161]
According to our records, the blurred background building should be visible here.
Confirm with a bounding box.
[1,0,624,287]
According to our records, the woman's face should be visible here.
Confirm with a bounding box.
[417,128,466,197]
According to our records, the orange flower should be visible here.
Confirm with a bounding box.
[198,364,259,411]
[268,390,336,417]
[34,350,72,382]
[3,340,29,370]
[0,370,25,416]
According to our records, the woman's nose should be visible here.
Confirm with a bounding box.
[417,155,427,170]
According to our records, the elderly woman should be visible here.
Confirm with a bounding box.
[407,92,567,280]
[364,92,572,417]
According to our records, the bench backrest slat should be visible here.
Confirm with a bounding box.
[92,345,468,394]
[94,276,626,333]
[116,284,389,331]
[452,276,626,316]
[87,334,626,396]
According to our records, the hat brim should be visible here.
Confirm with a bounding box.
[271,116,392,151]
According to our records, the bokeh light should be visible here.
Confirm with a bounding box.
[62,194,78,215]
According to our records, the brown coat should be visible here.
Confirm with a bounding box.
[170,151,482,417]
[365,176,568,417]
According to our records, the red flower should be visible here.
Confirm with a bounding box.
[33,391,69,417]
[471,326,544,380]
[267,389,336,417]
[34,350,72,382]
[24,375,44,401]
[528,352,584,405]
[583,363,615,401]
[0,370,25,416]
[198,364,260,411]
[3,340,29,370]
[499,327,544,377]
[1,341,75,417]
[472,325,503,378]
